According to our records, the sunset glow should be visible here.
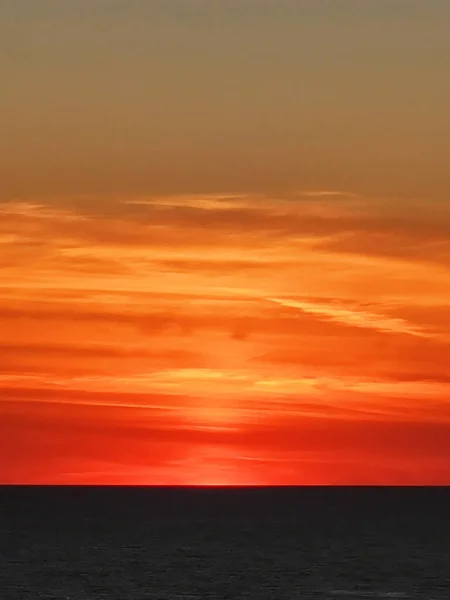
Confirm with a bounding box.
[1,193,449,485]
[2,2,450,485]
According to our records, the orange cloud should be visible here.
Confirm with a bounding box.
[1,192,450,484]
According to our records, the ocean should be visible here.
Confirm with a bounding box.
[1,487,449,600]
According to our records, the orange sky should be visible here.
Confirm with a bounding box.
[2,2,450,484]
[1,192,450,484]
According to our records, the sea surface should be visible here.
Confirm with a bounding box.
[1,487,449,600]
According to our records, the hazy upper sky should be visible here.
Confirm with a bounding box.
[2,0,450,197]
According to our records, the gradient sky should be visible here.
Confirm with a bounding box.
[1,1,450,485]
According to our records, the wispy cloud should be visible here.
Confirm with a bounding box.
[267,297,434,339]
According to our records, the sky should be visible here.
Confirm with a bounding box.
[1,1,450,485]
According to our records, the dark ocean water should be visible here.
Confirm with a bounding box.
[1,487,449,600]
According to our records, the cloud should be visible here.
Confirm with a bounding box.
[2,191,450,483]
[267,297,434,338]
